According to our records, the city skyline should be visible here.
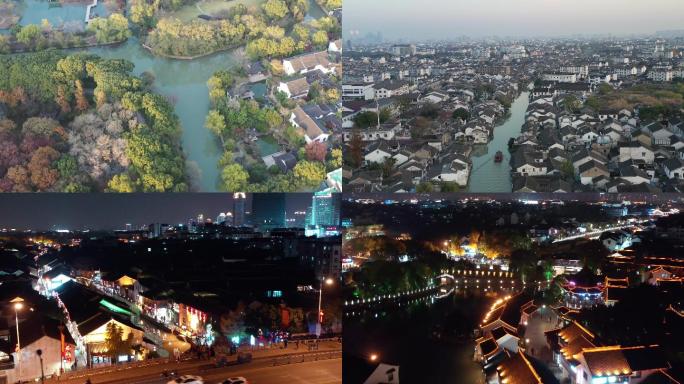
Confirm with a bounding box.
[0,193,316,231]
[343,0,684,41]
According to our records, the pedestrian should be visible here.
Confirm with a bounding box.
[284,339,288,349]
[295,340,299,350]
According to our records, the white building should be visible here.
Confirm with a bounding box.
[342,83,375,101]
[542,73,578,83]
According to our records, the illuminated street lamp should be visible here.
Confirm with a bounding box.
[369,353,378,362]
[316,277,335,337]
[10,297,24,377]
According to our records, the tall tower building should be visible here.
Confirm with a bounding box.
[307,191,340,227]
[252,193,286,231]
[233,192,246,227]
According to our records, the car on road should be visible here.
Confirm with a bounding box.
[220,378,249,384]
[167,375,204,384]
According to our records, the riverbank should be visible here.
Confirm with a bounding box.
[141,41,246,61]
[3,35,126,54]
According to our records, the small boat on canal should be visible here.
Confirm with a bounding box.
[494,151,504,163]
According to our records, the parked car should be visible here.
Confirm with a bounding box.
[167,375,204,384]
[221,377,249,384]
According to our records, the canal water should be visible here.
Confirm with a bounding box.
[467,91,530,193]
[6,0,327,191]
[344,288,494,384]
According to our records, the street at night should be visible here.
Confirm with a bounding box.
[0,193,342,384]
[63,357,341,384]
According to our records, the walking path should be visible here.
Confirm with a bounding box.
[84,0,97,23]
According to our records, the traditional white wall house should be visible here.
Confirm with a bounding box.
[342,83,375,101]
[663,158,684,179]
[328,39,342,53]
[277,77,310,99]
[282,51,335,76]
[373,80,410,100]
[2,315,76,383]
[364,142,393,165]
[289,105,332,143]
[647,66,673,82]
[618,142,655,164]
[542,73,578,83]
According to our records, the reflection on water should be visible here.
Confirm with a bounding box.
[344,285,497,384]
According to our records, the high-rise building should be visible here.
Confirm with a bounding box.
[216,213,226,224]
[252,193,286,231]
[224,211,234,227]
[233,192,246,227]
[307,191,340,227]
[391,44,416,56]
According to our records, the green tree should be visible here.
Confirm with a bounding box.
[312,30,328,49]
[560,160,575,180]
[104,323,131,363]
[88,14,131,44]
[416,182,434,193]
[564,95,582,113]
[328,148,342,169]
[440,182,460,192]
[262,0,289,19]
[353,111,379,129]
[293,160,326,188]
[221,163,249,191]
[55,155,79,179]
[130,1,157,29]
[205,109,226,138]
[16,24,41,47]
[452,108,469,121]
[107,173,136,192]
[292,24,309,44]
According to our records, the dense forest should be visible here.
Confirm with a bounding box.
[0,51,188,192]
[132,0,340,59]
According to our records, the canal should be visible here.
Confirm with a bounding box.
[344,276,519,384]
[467,90,530,193]
[5,0,327,191]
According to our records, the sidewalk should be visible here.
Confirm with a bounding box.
[52,341,342,384]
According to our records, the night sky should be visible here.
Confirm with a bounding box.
[0,193,312,231]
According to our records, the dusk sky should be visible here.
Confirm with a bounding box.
[0,194,312,231]
[344,0,684,41]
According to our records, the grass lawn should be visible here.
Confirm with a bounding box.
[164,0,265,23]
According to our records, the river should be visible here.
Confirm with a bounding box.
[344,287,497,384]
[466,90,530,193]
[6,0,327,191]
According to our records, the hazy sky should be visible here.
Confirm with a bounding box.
[344,0,684,40]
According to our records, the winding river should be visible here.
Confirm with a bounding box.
[6,0,327,191]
